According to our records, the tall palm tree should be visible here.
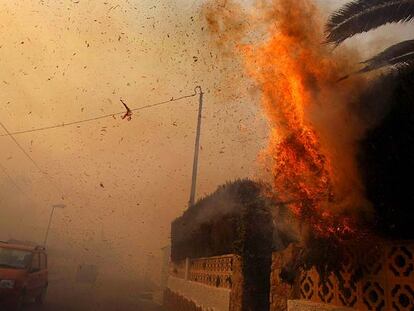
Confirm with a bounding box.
[326,0,414,73]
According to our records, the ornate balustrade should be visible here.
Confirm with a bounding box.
[292,241,414,310]
[166,254,243,311]
[169,254,236,289]
[188,255,234,289]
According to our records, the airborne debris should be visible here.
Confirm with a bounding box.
[120,99,132,121]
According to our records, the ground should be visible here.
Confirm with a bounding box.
[24,276,165,311]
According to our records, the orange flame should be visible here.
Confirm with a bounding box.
[240,0,370,238]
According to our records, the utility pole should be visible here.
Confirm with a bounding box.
[43,204,65,246]
[188,86,203,208]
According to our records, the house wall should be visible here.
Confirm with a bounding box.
[166,276,231,310]
[287,300,353,311]
[164,254,243,311]
[270,241,414,311]
[269,244,301,311]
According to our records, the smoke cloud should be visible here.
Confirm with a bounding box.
[200,0,396,239]
[0,0,267,297]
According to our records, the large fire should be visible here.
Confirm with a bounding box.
[242,0,371,239]
[204,0,372,239]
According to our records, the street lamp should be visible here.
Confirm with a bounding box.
[43,204,65,247]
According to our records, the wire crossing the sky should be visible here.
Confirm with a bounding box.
[0,90,199,137]
[0,162,25,194]
[0,122,45,173]
[0,87,201,209]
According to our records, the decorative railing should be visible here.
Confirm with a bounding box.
[188,255,234,289]
[298,241,414,310]
[169,254,237,289]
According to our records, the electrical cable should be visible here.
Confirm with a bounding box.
[0,91,198,137]
[0,122,45,173]
[0,120,69,206]
[0,161,25,195]
[0,88,201,208]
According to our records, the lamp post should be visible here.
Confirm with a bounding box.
[43,204,65,247]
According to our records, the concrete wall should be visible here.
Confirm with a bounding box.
[164,254,243,311]
[163,288,203,311]
[270,241,414,311]
[269,244,300,311]
[288,300,353,311]
[167,276,231,311]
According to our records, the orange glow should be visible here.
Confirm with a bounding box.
[241,0,367,238]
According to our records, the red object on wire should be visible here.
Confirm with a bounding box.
[120,99,132,121]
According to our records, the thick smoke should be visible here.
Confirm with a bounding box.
[0,1,269,303]
[202,0,381,239]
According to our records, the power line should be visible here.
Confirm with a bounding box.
[0,121,66,203]
[0,92,198,137]
[0,161,41,214]
[0,122,45,173]
[1,118,73,244]
[0,88,200,210]
[0,161,25,194]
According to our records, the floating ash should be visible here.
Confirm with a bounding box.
[204,0,373,239]
[202,0,414,283]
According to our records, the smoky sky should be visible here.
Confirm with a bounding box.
[0,0,412,279]
[0,0,266,277]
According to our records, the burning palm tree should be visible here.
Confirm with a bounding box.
[325,0,414,239]
[326,0,414,73]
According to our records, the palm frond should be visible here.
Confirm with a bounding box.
[326,0,414,45]
[359,39,414,72]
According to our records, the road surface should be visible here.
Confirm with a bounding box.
[25,276,165,311]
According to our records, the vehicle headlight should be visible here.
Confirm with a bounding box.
[0,279,15,289]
